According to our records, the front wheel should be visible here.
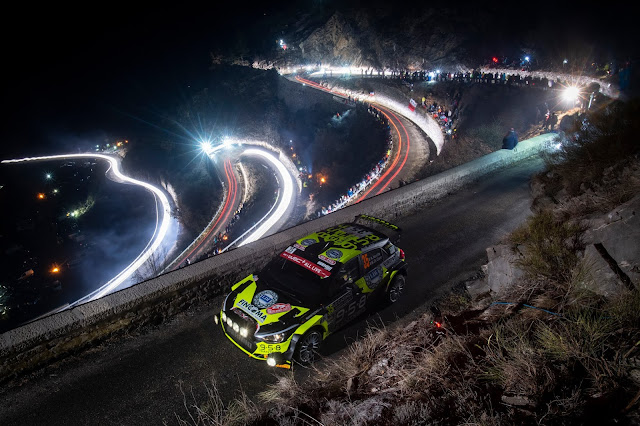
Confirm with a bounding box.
[294,330,323,365]
[386,274,405,304]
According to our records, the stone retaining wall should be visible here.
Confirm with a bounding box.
[0,133,556,383]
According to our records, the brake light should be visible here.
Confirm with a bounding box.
[399,249,405,260]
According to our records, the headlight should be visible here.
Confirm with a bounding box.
[262,333,285,343]
[221,311,227,322]
[240,327,248,338]
[233,323,240,333]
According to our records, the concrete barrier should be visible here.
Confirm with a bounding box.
[0,132,556,382]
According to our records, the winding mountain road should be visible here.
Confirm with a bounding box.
[0,155,545,426]
[294,75,431,203]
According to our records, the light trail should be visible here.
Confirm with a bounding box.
[294,75,412,204]
[357,106,403,200]
[295,75,444,155]
[172,158,238,268]
[237,148,294,246]
[224,158,239,238]
[373,105,411,196]
[2,153,172,301]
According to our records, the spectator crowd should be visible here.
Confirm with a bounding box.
[318,104,393,216]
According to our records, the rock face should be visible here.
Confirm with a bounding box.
[580,194,640,296]
[478,195,640,301]
[485,245,525,294]
[296,9,484,69]
[300,13,366,66]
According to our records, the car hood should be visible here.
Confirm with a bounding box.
[226,275,313,329]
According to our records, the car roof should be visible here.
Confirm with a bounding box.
[292,222,390,265]
[262,223,393,304]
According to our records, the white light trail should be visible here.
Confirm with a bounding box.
[2,153,172,301]
[237,148,293,246]
[292,75,444,155]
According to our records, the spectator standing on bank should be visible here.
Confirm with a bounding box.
[502,128,518,150]
[549,112,558,131]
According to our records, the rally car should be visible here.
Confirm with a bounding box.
[214,214,407,368]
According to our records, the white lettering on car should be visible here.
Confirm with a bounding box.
[280,252,331,278]
[317,261,333,271]
[237,299,267,323]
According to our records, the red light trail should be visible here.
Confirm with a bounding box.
[294,75,411,203]
[173,158,238,269]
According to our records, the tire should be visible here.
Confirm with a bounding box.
[294,329,323,365]
[386,274,405,304]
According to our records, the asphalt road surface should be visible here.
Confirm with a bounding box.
[0,156,545,426]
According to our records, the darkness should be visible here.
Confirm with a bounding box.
[1,3,295,159]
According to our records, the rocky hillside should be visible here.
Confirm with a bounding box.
[296,9,482,70]
[243,1,639,75]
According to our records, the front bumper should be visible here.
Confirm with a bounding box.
[216,311,297,369]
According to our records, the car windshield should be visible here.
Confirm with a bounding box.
[260,255,341,306]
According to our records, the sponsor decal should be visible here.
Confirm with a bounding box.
[253,290,278,308]
[318,254,336,265]
[266,303,292,315]
[382,252,399,269]
[365,266,383,288]
[294,243,306,251]
[237,299,268,323]
[317,261,333,271]
[325,249,343,260]
[316,224,381,250]
[300,238,317,247]
[284,246,296,254]
[280,252,331,278]
[231,307,249,320]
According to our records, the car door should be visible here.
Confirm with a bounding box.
[358,248,387,293]
[324,259,365,332]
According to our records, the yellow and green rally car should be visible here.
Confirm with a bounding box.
[214,214,407,368]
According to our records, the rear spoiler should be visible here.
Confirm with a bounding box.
[354,214,402,236]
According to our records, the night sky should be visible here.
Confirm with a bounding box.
[2,3,288,159]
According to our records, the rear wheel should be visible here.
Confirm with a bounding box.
[386,274,405,304]
[294,330,323,365]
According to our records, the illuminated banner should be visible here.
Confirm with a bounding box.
[280,252,331,278]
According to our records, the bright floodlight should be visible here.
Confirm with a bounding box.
[563,86,580,102]
[525,56,530,62]
[45,173,52,179]
[201,140,214,155]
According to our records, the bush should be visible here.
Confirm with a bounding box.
[543,99,640,196]
[508,210,585,283]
